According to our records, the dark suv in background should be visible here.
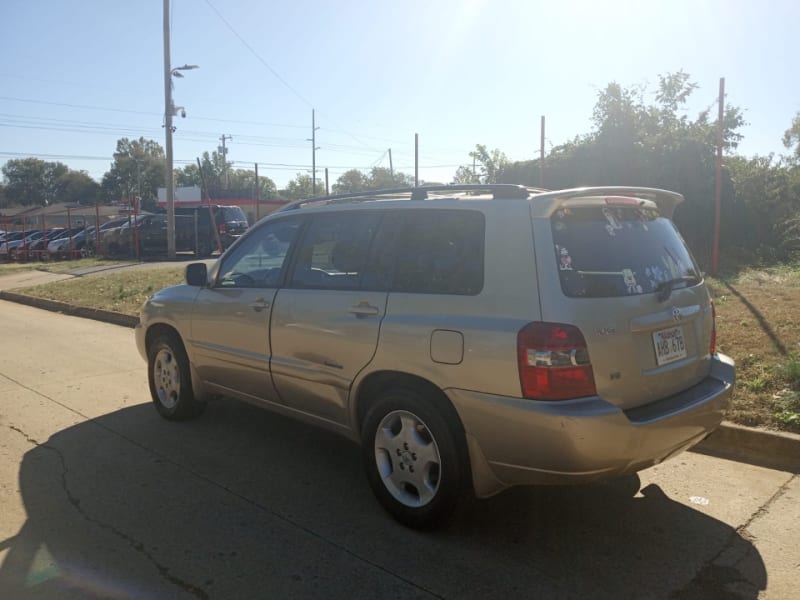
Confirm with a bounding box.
[102,205,249,258]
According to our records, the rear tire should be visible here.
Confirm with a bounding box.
[147,333,206,421]
[361,387,466,529]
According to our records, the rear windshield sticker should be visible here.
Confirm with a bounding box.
[556,208,572,219]
[603,208,624,236]
[622,268,643,294]
[556,245,574,270]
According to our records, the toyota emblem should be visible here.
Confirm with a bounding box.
[672,307,682,322]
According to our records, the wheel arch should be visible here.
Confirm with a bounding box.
[145,322,184,355]
[352,370,472,484]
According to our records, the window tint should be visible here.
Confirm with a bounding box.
[217,218,301,288]
[221,206,247,221]
[393,210,485,295]
[551,205,701,298]
[290,212,380,290]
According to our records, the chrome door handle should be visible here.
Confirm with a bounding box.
[348,302,379,317]
[249,299,270,312]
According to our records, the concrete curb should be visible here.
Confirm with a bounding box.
[1,288,798,473]
[694,422,800,473]
[0,290,139,329]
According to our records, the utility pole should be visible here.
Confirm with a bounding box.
[325,168,329,196]
[255,162,260,221]
[162,0,197,258]
[162,0,175,257]
[712,77,725,276]
[388,148,394,178]
[308,109,320,194]
[219,134,232,189]
[135,159,142,210]
[540,115,545,188]
[414,133,419,187]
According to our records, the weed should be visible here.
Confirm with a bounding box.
[780,354,800,390]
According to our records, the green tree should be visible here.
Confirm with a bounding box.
[227,168,277,199]
[332,169,369,194]
[57,170,102,205]
[101,137,166,210]
[2,158,69,206]
[367,167,414,189]
[332,167,415,194]
[783,112,800,160]
[468,145,509,184]
[177,151,232,196]
[282,173,317,200]
[452,165,480,184]
[497,72,747,265]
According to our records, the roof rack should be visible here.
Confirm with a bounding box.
[278,184,549,212]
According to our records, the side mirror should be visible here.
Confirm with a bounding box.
[185,262,208,287]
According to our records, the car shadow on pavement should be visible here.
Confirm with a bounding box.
[1,397,766,599]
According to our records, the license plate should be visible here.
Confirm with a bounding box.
[652,326,687,366]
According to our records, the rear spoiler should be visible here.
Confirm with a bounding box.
[531,187,684,219]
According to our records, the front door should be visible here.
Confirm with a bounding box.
[189,217,303,403]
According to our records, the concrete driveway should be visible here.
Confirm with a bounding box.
[0,300,797,599]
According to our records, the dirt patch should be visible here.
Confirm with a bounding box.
[709,268,800,434]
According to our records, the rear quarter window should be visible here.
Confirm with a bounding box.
[551,205,700,298]
[391,209,485,295]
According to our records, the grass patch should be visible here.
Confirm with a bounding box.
[15,266,185,316]
[709,263,800,433]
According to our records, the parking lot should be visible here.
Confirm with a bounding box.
[0,300,798,599]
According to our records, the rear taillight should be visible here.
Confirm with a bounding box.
[219,223,227,234]
[517,322,597,400]
[710,299,717,355]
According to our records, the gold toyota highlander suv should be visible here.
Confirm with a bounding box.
[135,184,735,528]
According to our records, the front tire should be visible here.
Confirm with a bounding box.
[147,334,206,420]
[362,387,466,529]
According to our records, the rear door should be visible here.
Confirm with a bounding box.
[534,197,712,410]
[269,211,386,425]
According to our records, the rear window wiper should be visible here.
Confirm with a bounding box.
[655,276,700,302]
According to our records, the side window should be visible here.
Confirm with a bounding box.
[217,218,301,288]
[393,210,485,295]
[289,212,380,290]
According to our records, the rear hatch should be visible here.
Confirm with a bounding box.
[532,190,713,410]
[219,206,249,236]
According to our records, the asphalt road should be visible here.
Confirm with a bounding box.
[0,300,797,599]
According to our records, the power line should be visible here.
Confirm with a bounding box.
[202,0,314,108]
[0,96,307,129]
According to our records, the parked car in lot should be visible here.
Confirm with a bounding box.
[10,228,72,259]
[0,231,27,256]
[4,230,47,259]
[136,184,735,528]
[47,226,98,257]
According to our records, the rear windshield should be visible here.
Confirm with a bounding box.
[551,205,700,298]
[221,206,247,222]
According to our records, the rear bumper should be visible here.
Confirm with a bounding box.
[448,353,735,498]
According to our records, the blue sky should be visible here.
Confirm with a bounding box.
[1,0,798,190]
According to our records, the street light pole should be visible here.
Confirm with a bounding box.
[162,0,198,257]
[163,0,176,257]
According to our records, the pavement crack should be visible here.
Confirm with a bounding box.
[6,423,210,599]
[736,472,797,535]
[673,472,797,599]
